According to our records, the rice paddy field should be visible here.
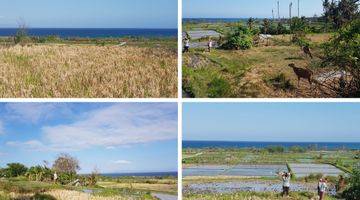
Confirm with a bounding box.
[0,39,177,98]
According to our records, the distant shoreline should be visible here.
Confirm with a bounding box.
[183,141,360,150]
[92,171,178,177]
[0,28,177,38]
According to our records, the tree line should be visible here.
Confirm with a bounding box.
[0,153,98,186]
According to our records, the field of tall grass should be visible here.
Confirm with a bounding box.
[0,43,177,98]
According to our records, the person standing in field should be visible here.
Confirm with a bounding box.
[280,172,291,197]
[53,171,58,184]
[318,178,328,200]
[279,172,291,197]
[207,38,213,52]
[183,38,190,53]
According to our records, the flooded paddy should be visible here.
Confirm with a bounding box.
[183,165,287,177]
[183,165,229,176]
[184,30,221,40]
[289,163,345,177]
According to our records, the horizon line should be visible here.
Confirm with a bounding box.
[183,140,360,143]
[0,27,178,29]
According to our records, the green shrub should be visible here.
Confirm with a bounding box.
[267,73,294,91]
[57,172,77,185]
[292,31,310,47]
[4,163,28,177]
[221,26,253,50]
[207,77,231,98]
[266,145,285,153]
[289,145,306,153]
[322,19,360,97]
[342,165,360,200]
[25,165,53,181]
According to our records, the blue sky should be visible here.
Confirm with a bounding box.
[0,0,177,28]
[0,103,178,174]
[183,103,360,143]
[184,0,323,18]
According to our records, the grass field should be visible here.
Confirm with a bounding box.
[183,33,334,98]
[0,176,177,200]
[0,39,177,98]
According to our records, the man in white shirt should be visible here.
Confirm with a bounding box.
[319,178,328,200]
[280,172,291,197]
[208,38,213,52]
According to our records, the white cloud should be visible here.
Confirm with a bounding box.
[6,140,48,151]
[7,104,177,151]
[5,103,72,124]
[112,160,132,165]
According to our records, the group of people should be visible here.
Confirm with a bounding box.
[280,172,328,200]
[183,38,213,53]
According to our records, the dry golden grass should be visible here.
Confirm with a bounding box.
[98,181,177,194]
[272,33,332,44]
[4,189,150,200]
[0,44,177,98]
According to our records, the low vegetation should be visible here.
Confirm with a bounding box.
[0,37,177,98]
[183,0,359,98]
[0,153,177,200]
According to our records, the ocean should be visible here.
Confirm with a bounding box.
[183,141,360,150]
[183,18,252,23]
[100,171,177,177]
[0,28,177,38]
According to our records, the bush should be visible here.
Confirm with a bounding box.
[289,145,306,153]
[304,173,324,182]
[221,26,253,50]
[342,165,360,200]
[26,165,53,181]
[57,172,77,185]
[292,31,310,47]
[267,73,294,91]
[207,77,231,98]
[266,145,285,153]
[322,19,360,97]
[4,163,28,177]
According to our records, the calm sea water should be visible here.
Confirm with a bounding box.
[183,18,251,23]
[0,28,177,38]
[100,171,177,177]
[183,141,360,150]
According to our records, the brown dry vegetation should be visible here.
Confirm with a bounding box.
[3,189,150,200]
[98,181,177,194]
[183,33,338,98]
[0,44,177,98]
